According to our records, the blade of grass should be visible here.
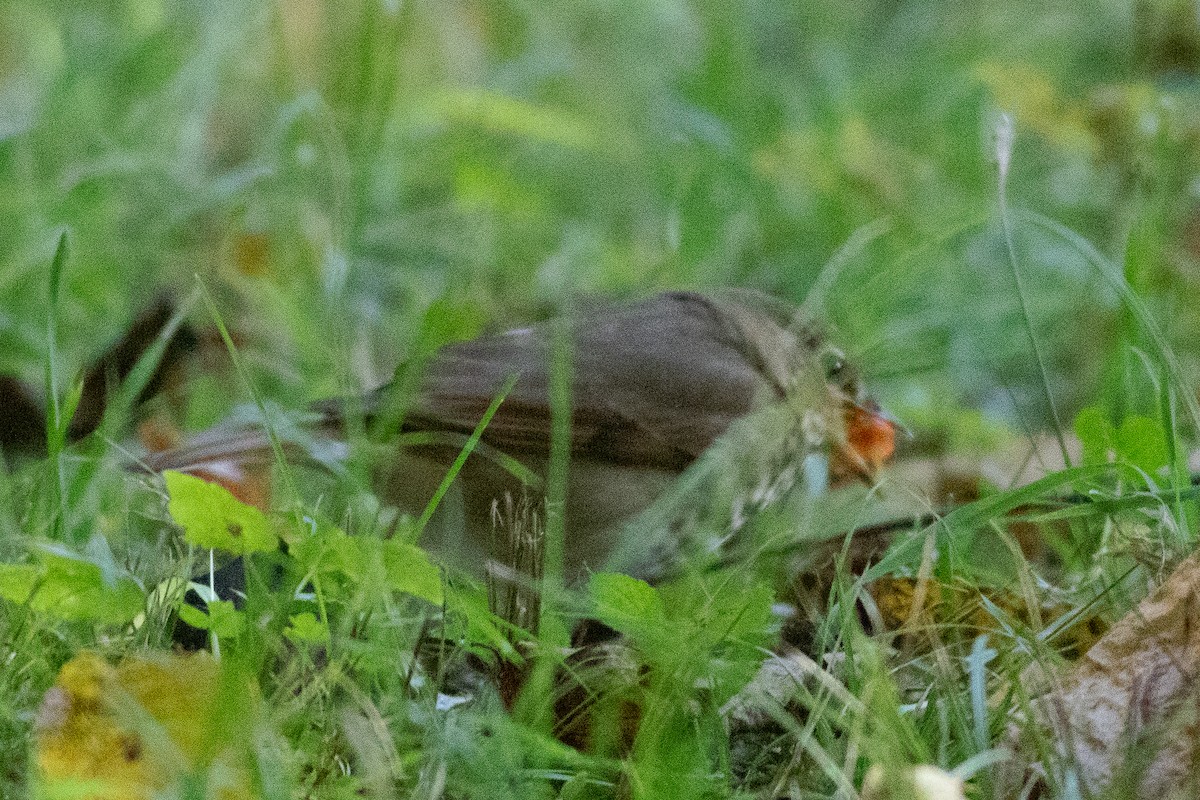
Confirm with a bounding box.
[194,275,302,523]
[993,113,1071,467]
[414,372,518,532]
[395,430,541,487]
[1023,208,1200,534]
[93,291,198,446]
[0,451,17,541]
[861,462,1134,582]
[43,232,68,448]
[511,313,574,741]
[799,217,892,318]
[1021,209,1200,437]
[42,231,70,539]
[543,313,573,603]
[965,635,995,755]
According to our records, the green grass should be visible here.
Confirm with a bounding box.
[3,0,1200,797]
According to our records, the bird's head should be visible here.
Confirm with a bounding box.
[816,346,898,483]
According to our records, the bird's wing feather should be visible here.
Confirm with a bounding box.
[405,292,783,470]
[144,290,834,480]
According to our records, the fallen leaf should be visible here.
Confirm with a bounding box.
[1003,552,1200,798]
[34,650,274,800]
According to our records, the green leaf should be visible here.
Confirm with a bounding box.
[1074,406,1115,465]
[178,599,245,638]
[445,584,520,661]
[1073,407,1170,476]
[204,600,245,637]
[417,296,487,356]
[290,521,357,577]
[284,611,329,643]
[589,572,666,649]
[177,602,211,630]
[380,540,444,605]
[165,470,278,554]
[0,564,40,604]
[724,582,774,644]
[0,552,144,624]
[39,550,143,624]
[1116,415,1170,476]
[290,523,443,604]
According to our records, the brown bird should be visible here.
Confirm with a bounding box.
[143,290,895,584]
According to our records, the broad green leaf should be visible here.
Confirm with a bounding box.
[726,581,774,644]
[176,602,210,630]
[0,563,40,604]
[291,523,442,604]
[445,584,520,661]
[418,296,486,355]
[43,552,144,624]
[1116,415,1170,476]
[165,470,278,554]
[0,554,143,624]
[1073,406,1114,466]
[589,572,666,651]
[177,599,244,638]
[380,540,444,605]
[284,611,329,643]
[289,522,359,578]
[205,601,244,638]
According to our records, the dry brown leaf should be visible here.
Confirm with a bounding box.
[1003,552,1200,798]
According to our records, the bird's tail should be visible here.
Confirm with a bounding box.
[136,412,347,509]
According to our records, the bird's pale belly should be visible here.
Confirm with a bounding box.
[379,449,679,584]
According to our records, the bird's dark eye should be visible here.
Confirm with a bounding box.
[820,349,845,380]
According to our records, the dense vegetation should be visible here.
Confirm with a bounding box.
[3,1,1200,797]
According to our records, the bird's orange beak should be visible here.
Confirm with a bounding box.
[835,400,898,482]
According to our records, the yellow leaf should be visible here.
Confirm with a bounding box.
[34,651,267,800]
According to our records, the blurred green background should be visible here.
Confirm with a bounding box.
[6,4,1200,796]
[3,0,1200,449]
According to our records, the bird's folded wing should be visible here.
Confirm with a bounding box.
[405,292,782,471]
